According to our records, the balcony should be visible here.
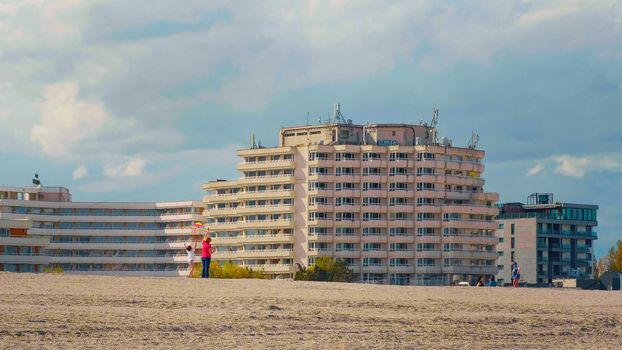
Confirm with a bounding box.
[237,219,293,229]
[361,250,388,258]
[243,264,296,273]
[236,159,294,171]
[442,265,497,275]
[307,249,333,257]
[237,190,294,200]
[388,234,415,244]
[361,265,387,273]
[362,175,388,183]
[238,175,295,185]
[334,234,360,243]
[208,221,240,230]
[413,235,441,244]
[388,250,415,259]
[236,249,295,259]
[415,189,445,199]
[415,250,441,259]
[236,204,293,215]
[389,205,415,214]
[388,265,415,273]
[238,234,295,244]
[307,158,333,167]
[441,234,497,245]
[443,250,497,259]
[441,204,497,216]
[334,250,361,258]
[361,235,387,243]
[204,192,239,203]
[308,233,333,243]
[415,265,442,274]
[445,191,472,201]
[442,219,497,231]
[388,220,415,228]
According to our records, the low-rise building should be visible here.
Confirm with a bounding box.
[496,193,598,285]
[0,185,206,276]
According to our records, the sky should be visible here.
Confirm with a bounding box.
[0,0,621,257]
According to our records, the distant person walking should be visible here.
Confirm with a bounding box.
[201,232,214,278]
[511,262,521,288]
[184,240,197,278]
[488,275,497,287]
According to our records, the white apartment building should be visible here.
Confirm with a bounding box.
[0,186,205,276]
[204,113,499,285]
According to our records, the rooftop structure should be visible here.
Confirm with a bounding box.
[204,107,499,285]
[496,193,598,285]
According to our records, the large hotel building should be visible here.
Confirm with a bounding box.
[204,115,499,285]
[496,193,598,285]
[0,185,205,276]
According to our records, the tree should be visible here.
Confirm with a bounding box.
[605,240,622,273]
[294,257,355,282]
[593,257,607,279]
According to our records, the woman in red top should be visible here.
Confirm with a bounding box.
[201,232,214,278]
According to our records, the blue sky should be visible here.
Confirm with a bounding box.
[0,1,621,256]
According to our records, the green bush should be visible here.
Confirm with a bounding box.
[294,257,355,282]
[43,266,64,274]
[192,261,268,279]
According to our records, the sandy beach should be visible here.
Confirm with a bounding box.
[0,273,620,349]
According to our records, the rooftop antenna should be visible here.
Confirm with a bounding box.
[430,108,439,144]
[334,103,346,124]
[249,133,257,149]
[430,108,439,129]
[467,131,480,149]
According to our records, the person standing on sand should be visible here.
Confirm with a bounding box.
[201,232,214,278]
[512,262,520,288]
[183,240,197,278]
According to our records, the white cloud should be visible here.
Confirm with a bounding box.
[1,1,621,194]
[526,162,544,176]
[72,164,88,180]
[31,81,108,157]
[553,154,622,178]
[103,157,147,178]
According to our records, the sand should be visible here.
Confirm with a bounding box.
[0,273,621,349]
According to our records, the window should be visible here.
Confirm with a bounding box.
[362,153,381,161]
[389,197,408,206]
[362,182,382,191]
[362,197,381,206]
[511,237,515,249]
[363,228,382,236]
[363,212,382,221]
[336,228,356,236]
[335,182,355,191]
[389,182,408,191]
[498,223,504,229]
[511,224,515,235]
[335,197,355,206]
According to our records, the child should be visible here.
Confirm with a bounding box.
[184,240,197,278]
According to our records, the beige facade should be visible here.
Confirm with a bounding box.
[204,122,499,285]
